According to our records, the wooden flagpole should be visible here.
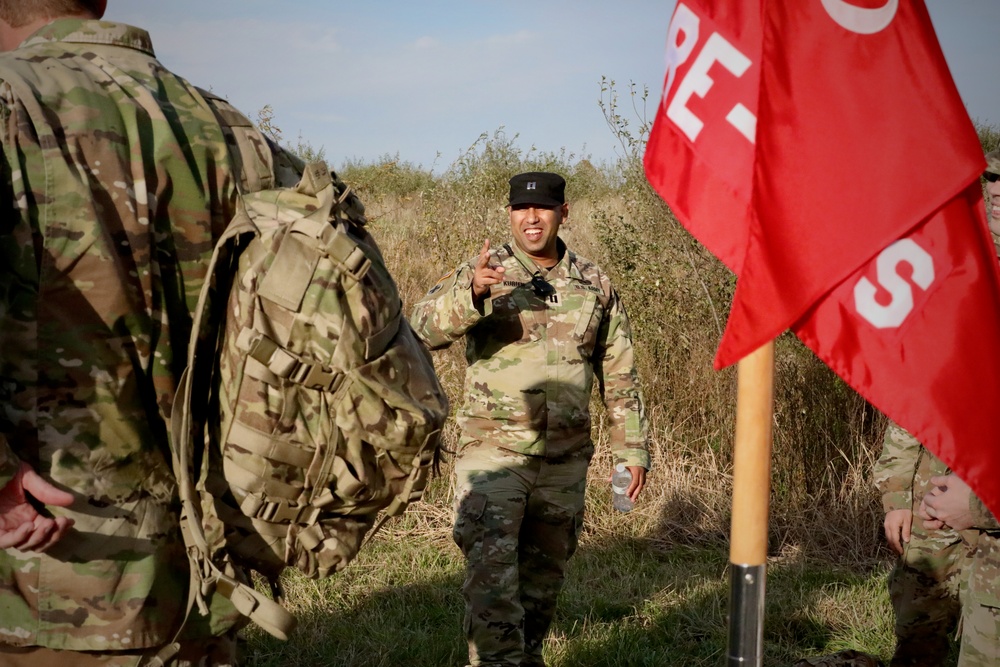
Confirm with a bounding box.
[726,340,775,666]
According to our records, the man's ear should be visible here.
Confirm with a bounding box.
[94,1,108,19]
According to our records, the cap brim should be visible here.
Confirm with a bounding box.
[508,195,563,207]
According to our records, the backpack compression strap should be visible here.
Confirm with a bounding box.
[171,164,344,641]
[171,208,299,641]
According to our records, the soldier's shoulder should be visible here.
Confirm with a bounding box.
[568,249,613,295]
[883,422,921,448]
[0,51,40,90]
[420,258,475,298]
[492,243,518,266]
[566,247,598,276]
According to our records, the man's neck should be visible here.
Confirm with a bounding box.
[0,12,98,52]
[517,240,564,270]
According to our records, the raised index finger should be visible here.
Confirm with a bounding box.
[476,239,492,268]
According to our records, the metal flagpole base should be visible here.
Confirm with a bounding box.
[727,563,766,667]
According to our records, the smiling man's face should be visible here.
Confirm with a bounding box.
[507,202,568,267]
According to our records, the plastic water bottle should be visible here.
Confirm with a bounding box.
[611,463,634,513]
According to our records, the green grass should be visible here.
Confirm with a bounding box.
[239,471,897,667]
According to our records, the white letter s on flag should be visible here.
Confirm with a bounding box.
[854,239,934,329]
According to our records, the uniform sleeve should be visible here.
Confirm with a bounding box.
[0,436,19,488]
[594,287,651,470]
[873,421,920,513]
[0,96,24,490]
[970,493,1000,531]
[409,261,492,350]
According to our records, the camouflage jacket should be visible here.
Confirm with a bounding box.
[872,247,1000,611]
[874,420,998,530]
[873,421,949,513]
[0,19,287,650]
[410,239,650,469]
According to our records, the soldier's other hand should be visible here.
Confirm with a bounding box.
[921,474,974,531]
[0,462,75,553]
[917,498,945,531]
[471,239,505,300]
[626,466,646,502]
[883,508,911,554]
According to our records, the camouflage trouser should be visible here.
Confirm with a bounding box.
[888,521,965,667]
[957,531,1000,667]
[0,634,238,666]
[452,441,592,667]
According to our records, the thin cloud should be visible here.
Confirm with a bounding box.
[413,36,440,50]
[484,29,536,46]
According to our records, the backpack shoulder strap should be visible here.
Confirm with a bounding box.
[170,207,299,641]
[194,86,276,193]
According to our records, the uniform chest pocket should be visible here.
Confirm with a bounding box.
[483,288,532,346]
[572,292,604,350]
[513,286,549,338]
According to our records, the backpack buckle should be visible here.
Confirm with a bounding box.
[325,230,371,280]
[289,360,344,392]
[257,499,321,525]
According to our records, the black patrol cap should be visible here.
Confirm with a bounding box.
[508,171,566,207]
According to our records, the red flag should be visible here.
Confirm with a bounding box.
[644,0,1000,518]
[643,1,761,274]
[794,187,1000,518]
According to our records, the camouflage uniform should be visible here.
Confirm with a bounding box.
[874,202,1000,666]
[411,239,650,666]
[874,422,966,666]
[954,197,1000,666]
[874,422,1000,666]
[958,487,1000,666]
[0,18,291,664]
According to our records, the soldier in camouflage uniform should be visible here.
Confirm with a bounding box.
[918,474,1000,667]
[410,172,651,667]
[874,154,1000,667]
[917,151,1000,667]
[912,151,1000,667]
[0,2,300,665]
[874,421,966,666]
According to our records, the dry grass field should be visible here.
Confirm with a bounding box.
[239,112,1000,665]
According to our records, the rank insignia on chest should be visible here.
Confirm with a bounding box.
[531,275,556,300]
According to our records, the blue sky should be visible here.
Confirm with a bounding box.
[105,1,999,172]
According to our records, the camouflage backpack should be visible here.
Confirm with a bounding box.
[171,94,448,640]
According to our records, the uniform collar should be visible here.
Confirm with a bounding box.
[505,238,584,283]
[18,19,154,56]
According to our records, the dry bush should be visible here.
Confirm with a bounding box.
[978,120,1000,154]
